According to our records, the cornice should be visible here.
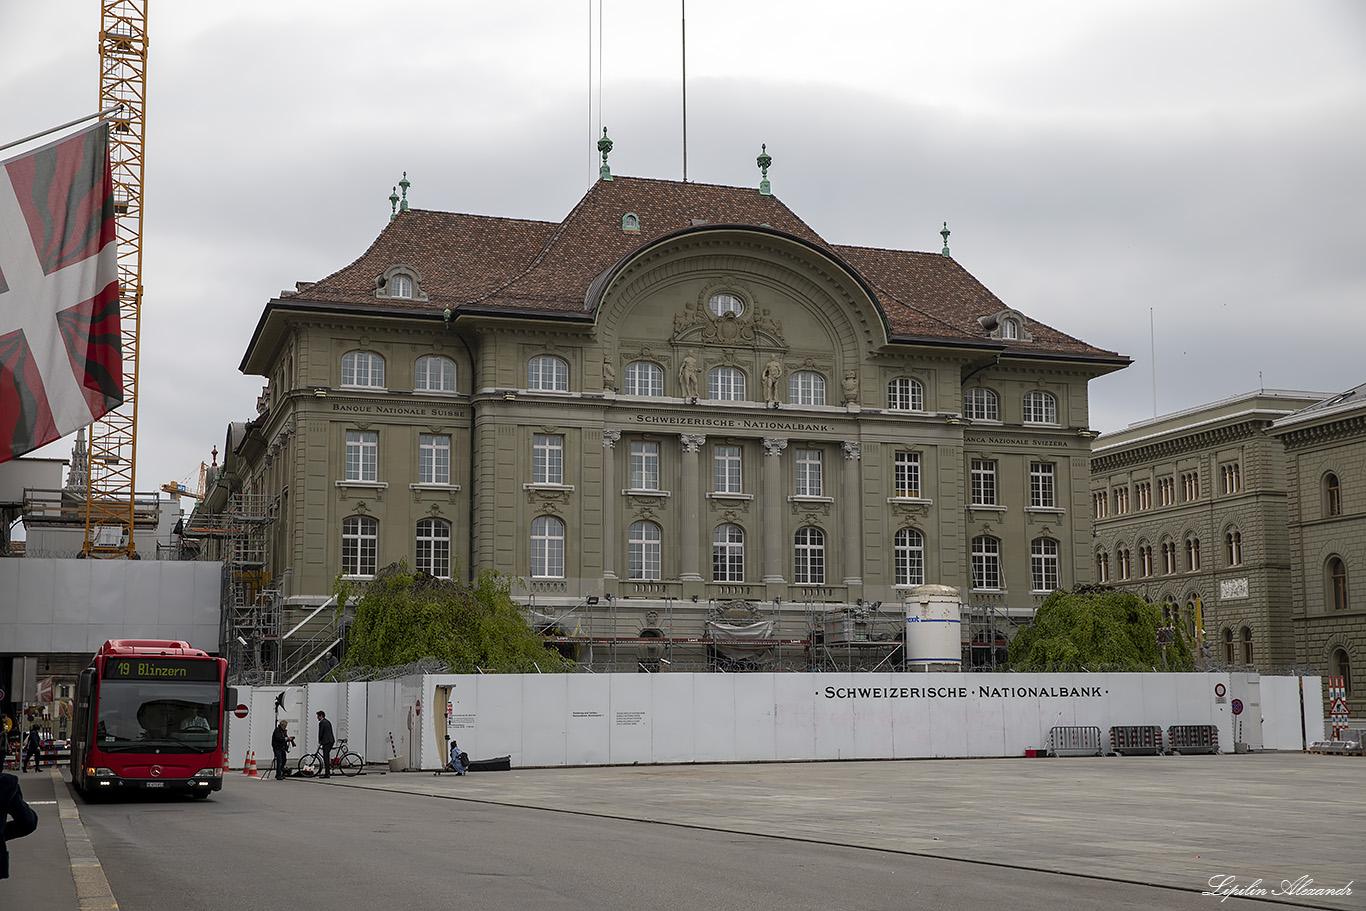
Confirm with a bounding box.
[1090,420,1268,472]
[1275,413,1366,450]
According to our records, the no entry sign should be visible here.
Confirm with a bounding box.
[234,704,249,719]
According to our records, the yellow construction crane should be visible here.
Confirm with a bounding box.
[84,1,148,557]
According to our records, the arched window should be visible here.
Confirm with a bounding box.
[1001,318,1018,340]
[1333,648,1353,696]
[1095,550,1110,584]
[341,350,385,388]
[416,518,451,579]
[341,516,378,577]
[1031,538,1060,592]
[1022,391,1057,424]
[621,212,640,231]
[712,524,744,582]
[1226,530,1243,566]
[708,293,743,317]
[1329,557,1349,610]
[623,361,664,396]
[1223,628,1235,664]
[390,274,413,299]
[789,371,826,406]
[1241,626,1254,665]
[972,536,1001,590]
[627,521,662,581]
[1325,473,1342,517]
[964,388,998,421]
[893,528,924,586]
[708,366,746,401]
[887,377,924,412]
[794,527,826,585]
[414,355,456,392]
[530,516,565,578]
[528,355,569,391]
[1185,536,1201,571]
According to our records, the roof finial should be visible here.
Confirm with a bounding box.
[757,143,772,196]
[940,221,951,257]
[389,185,399,220]
[598,127,614,181]
[399,171,411,212]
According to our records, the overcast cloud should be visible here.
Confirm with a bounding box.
[1,0,1362,496]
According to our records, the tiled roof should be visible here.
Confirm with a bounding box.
[280,175,1121,360]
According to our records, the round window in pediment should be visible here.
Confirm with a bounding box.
[708,293,744,317]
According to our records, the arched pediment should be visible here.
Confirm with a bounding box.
[586,226,891,363]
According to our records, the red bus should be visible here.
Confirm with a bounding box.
[71,639,235,798]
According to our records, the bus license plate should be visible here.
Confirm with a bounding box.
[145,782,164,788]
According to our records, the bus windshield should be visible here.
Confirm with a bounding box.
[95,679,222,753]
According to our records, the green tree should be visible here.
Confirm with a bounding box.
[332,564,575,674]
[1008,585,1194,671]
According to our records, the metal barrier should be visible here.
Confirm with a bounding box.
[1167,724,1220,755]
[1048,725,1104,757]
[1110,725,1164,756]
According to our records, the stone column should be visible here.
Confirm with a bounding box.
[842,440,863,585]
[762,437,788,583]
[601,430,620,580]
[679,434,706,581]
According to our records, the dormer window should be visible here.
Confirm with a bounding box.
[622,212,640,232]
[375,263,428,302]
[979,309,1032,342]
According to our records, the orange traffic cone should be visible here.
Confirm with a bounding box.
[222,755,231,775]
[245,751,259,778]
[241,751,251,774]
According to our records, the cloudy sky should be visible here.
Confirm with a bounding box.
[1,0,1363,499]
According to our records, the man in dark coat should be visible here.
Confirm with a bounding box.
[1,772,38,879]
[316,711,335,778]
[21,725,41,773]
[270,720,294,780]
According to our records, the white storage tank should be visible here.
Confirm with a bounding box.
[904,584,962,671]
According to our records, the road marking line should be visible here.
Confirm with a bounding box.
[50,770,120,911]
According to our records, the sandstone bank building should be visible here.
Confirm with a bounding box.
[221,168,1127,672]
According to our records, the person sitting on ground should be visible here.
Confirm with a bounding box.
[446,740,467,775]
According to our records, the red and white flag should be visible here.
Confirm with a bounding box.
[0,121,123,463]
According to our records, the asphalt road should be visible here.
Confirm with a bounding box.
[66,778,1236,911]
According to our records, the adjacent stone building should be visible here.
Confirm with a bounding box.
[1089,391,1328,671]
[1270,384,1366,715]
[211,158,1128,674]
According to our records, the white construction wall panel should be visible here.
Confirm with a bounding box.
[693,674,738,763]
[565,674,611,767]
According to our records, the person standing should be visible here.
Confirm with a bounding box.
[1,771,38,879]
[270,720,294,780]
[21,726,41,773]
[316,711,335,778]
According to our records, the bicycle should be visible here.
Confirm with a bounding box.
[296,738,364,777]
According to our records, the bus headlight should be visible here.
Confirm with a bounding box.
[193,768,222,779]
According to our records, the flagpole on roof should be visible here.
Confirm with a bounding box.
[0,104,123,156]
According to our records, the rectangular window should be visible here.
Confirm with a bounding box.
[894,452,920,498]
[1221,463,1242,494]
[342,517,378,577]
[1114,487,1129,515]
[1158,477,1175,507]
[1136,481,1152,511]
[418,434,450,485]
[344,431,378,482]
[1182,471,1200,502]
[971,537,1000,590]
[795,449,823,497]
[971,460,997,506]
[630,441,660,490]
[713,445,742,494]
[1030,462,1055,508]
[1032,539,1059,592]
[532,434,564,485]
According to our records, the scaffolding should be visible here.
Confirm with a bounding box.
[183,493,280,682]
[962,601,1020,670]
[804,599,906,672]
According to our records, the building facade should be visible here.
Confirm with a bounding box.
[213,165,1127,674]
[1089,391,1328,671]
[1270,384,1366,716]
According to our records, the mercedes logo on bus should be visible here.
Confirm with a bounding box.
[150,766,163,778]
